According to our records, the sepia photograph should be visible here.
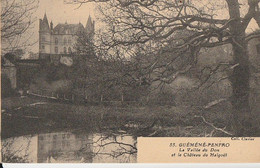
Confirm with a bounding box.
[1,0,260,163]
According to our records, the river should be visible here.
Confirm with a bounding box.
[2,131,137,163]
[2,96,139,163]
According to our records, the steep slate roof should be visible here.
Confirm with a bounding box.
[86,16,93,29]
[43,13,49,28]
[85,16,94,33]
[53,23,85,34]
[40,13,50,32]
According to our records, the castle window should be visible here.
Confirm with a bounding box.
[55,46,58,53]
[55,38,58,44]
[68,47,72,53]
[64,47,67,54]
[42,45,45,49]
[64,38,67,45]
[42,36,45,42]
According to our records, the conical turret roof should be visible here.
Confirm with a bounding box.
[40,13,50,32]
[85,15,94,33]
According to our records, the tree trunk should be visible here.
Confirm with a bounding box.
[226,0,252,136]
[230,37,252,136]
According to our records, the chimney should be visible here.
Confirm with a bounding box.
[50,21,53,30]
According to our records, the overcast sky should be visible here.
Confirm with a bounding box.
[26,0,259,54]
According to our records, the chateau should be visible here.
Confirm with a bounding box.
[39,13,94,64]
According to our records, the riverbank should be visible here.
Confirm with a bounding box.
[2,96,260,139]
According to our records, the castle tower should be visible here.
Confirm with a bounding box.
[39,13,51,60]
[38,14,95,64]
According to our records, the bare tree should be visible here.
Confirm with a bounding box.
[87,134,137,161]
[1,136,33,163]
[1,0,39,53]
[76,0,260,136]
[72,31,149,102]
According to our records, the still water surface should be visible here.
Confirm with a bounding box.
[2,131,137,163]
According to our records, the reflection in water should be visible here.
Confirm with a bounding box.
[37,132,94,163]
[2,131,137,163]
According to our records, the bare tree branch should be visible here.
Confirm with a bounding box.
[195,115,233,136]
[1,0,39,53]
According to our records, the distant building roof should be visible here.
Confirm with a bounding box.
[39,14,95,35]
[53,23,85,35]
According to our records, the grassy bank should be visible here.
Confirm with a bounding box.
[2,96,260,139]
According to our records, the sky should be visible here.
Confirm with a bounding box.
[28,0,96,53]
[25,0,259,54]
